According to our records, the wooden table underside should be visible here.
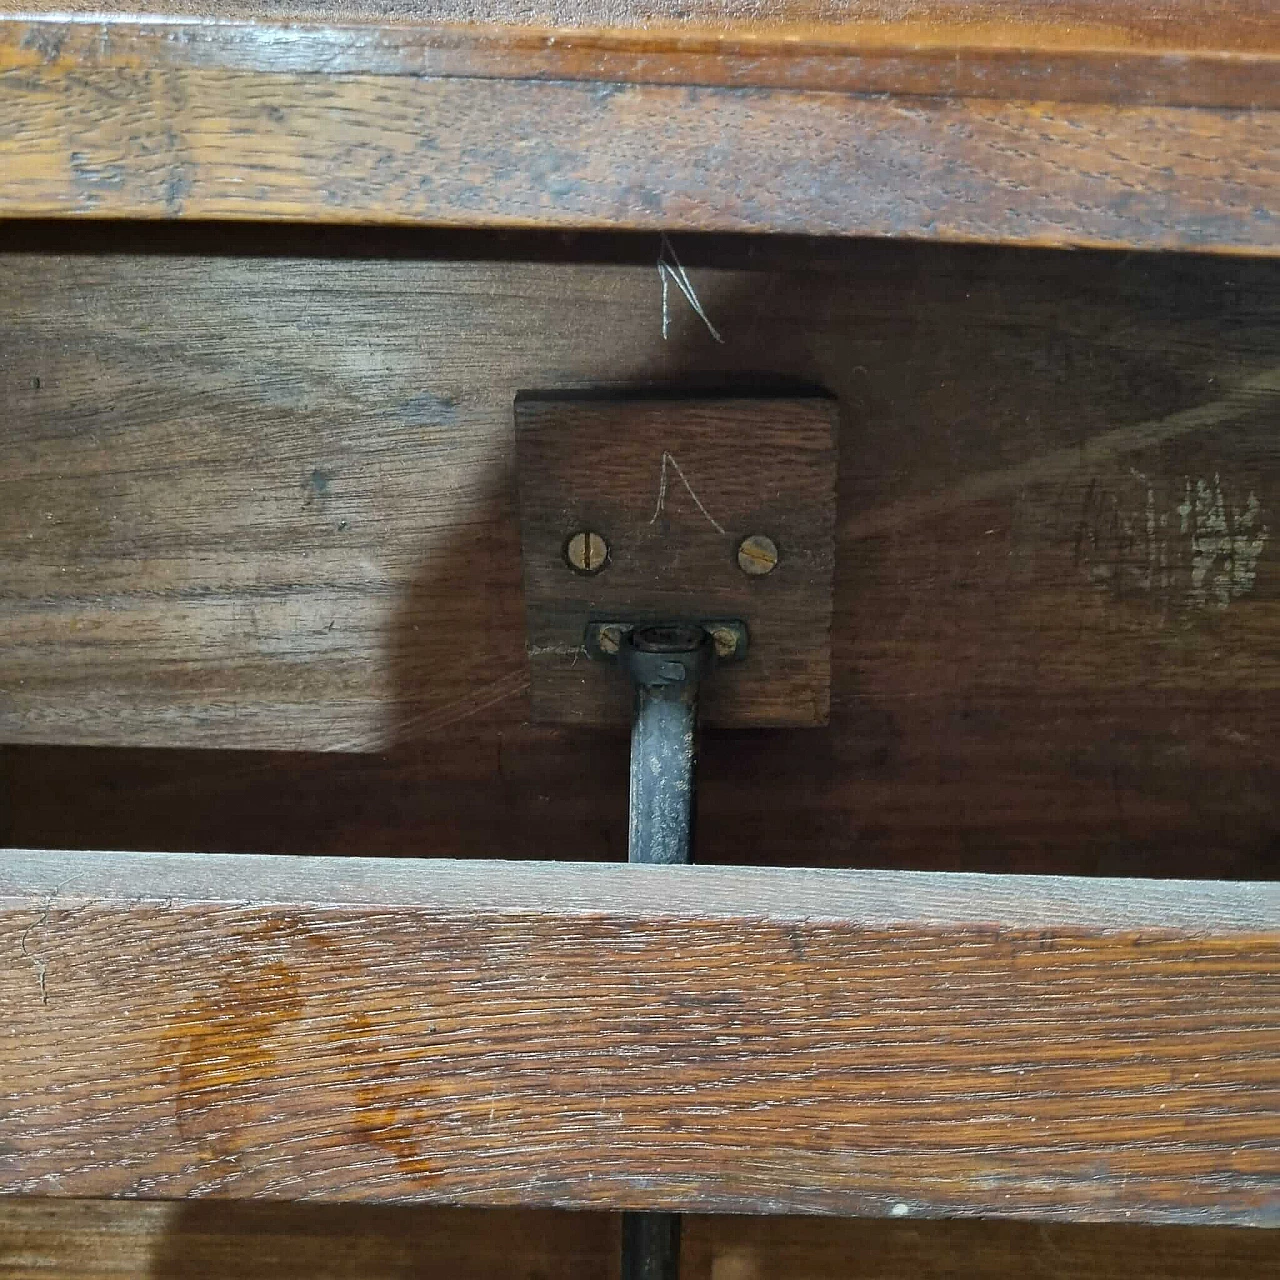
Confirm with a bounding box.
[2,0,1278,1243]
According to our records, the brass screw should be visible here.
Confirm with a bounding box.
[737,534,779,576]
[597,624,625,656]
[565,530,610,574]
[708,625,741,660]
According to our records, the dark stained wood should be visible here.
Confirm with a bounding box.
[514,395,837,727]
[1,232,1278,878]
[0,1198,619,1279]
[1,849,1277,1222]
[681,1214,1280,1279]
[0,19,1278,251]
[3,15,1279,109]
[2,1199,1274,1280]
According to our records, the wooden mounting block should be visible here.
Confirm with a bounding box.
[514,395,838,727]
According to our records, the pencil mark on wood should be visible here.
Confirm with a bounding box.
[19,911,48,1006]
[649,451,727,536]
[364,669,530,751]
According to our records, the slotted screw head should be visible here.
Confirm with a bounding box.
[737,534,779,576]
[565,530,610,574]
[597,624,625,656]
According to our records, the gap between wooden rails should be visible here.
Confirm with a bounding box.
[2,849,1277,1224]
[0,15,1278,251]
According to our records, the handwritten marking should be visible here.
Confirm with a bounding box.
[19,915,48,1006]
[650,451,727,536]
[659,233,724,343]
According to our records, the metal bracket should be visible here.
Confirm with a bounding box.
[583,619,748,665]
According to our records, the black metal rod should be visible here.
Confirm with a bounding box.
[628,683,697,864]
[620,624,711,1280]
[621,1211,681,1280]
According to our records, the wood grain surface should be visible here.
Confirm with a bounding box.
[1,230,1278,878]
[2,1198,1276,1280]
[3,2,1276,54]
[3,14,1279,109]
[514,396,836,727]
[1,18,1278,250]
[679,1213,1280,1279]
[1,849,1277,1221]
[0,1199,619,1279]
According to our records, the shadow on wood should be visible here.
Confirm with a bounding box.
[0,228,1277,876]
[2,1198,1276,1279]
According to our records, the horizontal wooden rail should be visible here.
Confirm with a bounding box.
[2,850,1277,1223]
[1,16,1278,251]
[4,15,1279,109]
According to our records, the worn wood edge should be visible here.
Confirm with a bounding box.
[4,14,1279,109]
[2,849,1277,932]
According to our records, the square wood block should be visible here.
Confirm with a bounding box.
[515,395,837,727]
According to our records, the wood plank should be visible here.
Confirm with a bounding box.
[2,1199,1275,1280]
[1,849,1277,1222]
[0,1198,618,1279]
[1,19,1278,250]
[1,232,1278,877]
[4,14,1279,110]
[681,1214,1280,1279]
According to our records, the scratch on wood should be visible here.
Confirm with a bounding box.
[334,668,530,750]
[649,451,728,536]
[19,913,48,1006]
[844,364,1280,540]
[527,642,586,666]
[18,873,83,1006]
